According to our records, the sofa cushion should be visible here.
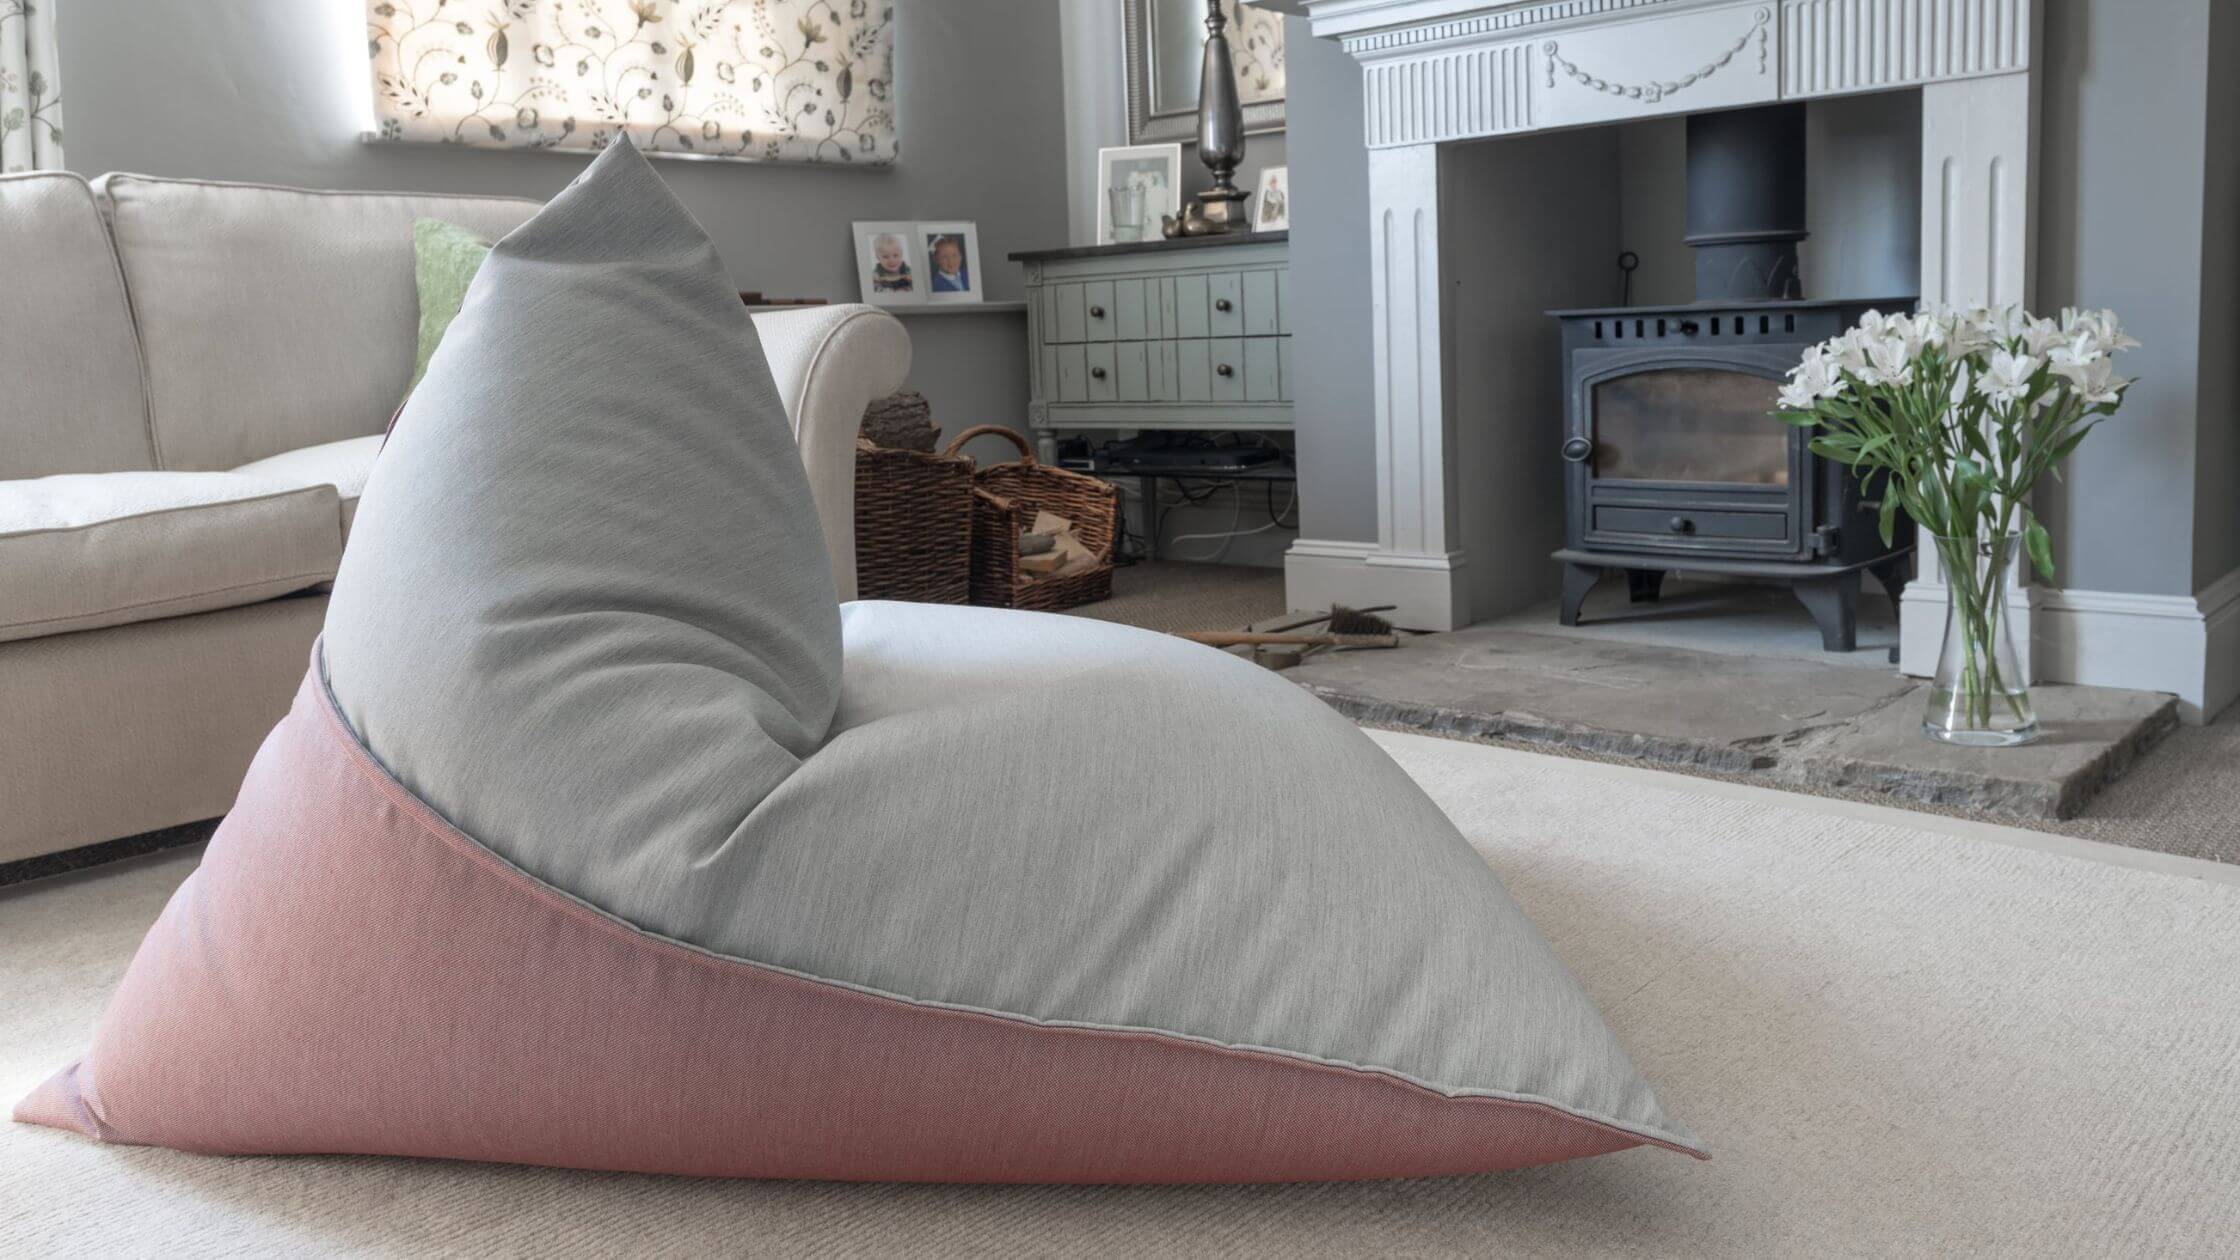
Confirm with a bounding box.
[409,218,493,395]
[232,434,384,541]
[92,173,539,471]
[17,140,1702,1182]
[0,173,156,480]
[0,472,342,643]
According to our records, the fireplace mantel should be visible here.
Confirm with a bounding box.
[1306,0,2030,147]
[1286,0,2041,668]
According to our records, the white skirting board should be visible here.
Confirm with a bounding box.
[1894,568,2240,724]
[1283,538,1470,632]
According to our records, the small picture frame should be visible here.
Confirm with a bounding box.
[918,221,983,304]
[852,221,925,307]
[1096,143,1184,245]
[1253,165,1289,232]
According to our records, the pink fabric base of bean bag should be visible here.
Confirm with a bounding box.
[16,658,1695,1183]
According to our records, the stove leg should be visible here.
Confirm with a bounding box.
[1559,563,1603,627]
[1793,570,1861,652]
[1626,569,1667,604]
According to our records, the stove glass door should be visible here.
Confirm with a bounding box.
[1592,368,1788,485]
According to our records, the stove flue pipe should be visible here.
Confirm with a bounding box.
[1685,103,1808,302]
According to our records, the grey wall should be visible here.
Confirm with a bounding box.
[1284,0,2229,600]
[1283,15,1377,544]
[1447,130,1624,616]
[53,0,1064,458]
[2032,0,2216,598]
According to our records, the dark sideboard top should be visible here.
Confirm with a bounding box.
[1009,231,1288,265]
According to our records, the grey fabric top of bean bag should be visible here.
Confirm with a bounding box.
[324,137,843,903]
[320,138,1701,1155]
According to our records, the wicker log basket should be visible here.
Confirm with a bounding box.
[852,438,974,604]
[943,425,1120,613]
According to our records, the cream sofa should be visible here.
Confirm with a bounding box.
[0,170,909,866]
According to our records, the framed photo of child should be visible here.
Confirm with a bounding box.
[1253,165,1289,231]
[852,221,925,307]
[919,222,983,305]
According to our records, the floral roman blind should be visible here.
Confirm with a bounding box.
[1,0,65,172]
[369,1,896,164]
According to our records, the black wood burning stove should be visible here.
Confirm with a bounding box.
[1548,104,1914,652]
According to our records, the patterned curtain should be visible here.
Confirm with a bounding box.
[0,0,64,172]
[369,1,897,165]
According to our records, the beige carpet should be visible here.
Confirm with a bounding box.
[7,735,2240,1257]
[1062,560,1287,635]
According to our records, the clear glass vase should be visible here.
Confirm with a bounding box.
[1925,532,2039,747]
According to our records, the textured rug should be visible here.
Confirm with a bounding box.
[7,734,2238,1257]
[1062,560,1287,635]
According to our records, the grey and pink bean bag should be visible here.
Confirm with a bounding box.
[17,140,1703,1183]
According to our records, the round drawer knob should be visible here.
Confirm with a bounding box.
[1668,515,1695,534]
[1089,305,1106,318]
[1090,366,1108,380]
[1561,437,1593,462]
[1216,363,1235,378]
[1214,298,1234,312]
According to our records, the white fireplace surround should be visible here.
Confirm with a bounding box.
[1285,0,2236,720]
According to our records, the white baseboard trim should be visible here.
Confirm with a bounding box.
[1904,566,2240,723]
[1284,538,1471,631]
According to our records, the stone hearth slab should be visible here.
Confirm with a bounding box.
[1287,628,2179,820]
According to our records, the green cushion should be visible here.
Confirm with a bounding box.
[407,218,492,395]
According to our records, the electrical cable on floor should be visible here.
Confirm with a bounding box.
[1165,482,1298,563]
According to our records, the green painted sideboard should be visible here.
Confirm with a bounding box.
[1010,232,1291,461]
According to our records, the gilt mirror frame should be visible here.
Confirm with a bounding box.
[1125,0,1287,145]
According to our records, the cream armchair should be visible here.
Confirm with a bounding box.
[0,170,907,866]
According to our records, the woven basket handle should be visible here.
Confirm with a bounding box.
[942,425,1035,464]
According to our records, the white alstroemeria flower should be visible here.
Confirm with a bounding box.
[2051,350,2130,405]
[1940,302,1999,355]
[1860,335,1916,387]
[2021,316,2068,358]
[1974,349,2042,405]
[2048,330,2104,372]
[2062,307,2142,355]
[1780,348,1845,410]
[1830,328,1871,376]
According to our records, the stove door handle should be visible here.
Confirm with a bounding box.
[1561,437,1594,463]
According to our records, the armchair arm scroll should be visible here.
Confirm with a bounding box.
[750,304,911,601]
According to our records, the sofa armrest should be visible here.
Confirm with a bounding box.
[750,304,911,602]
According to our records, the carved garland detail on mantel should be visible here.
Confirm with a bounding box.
[1540,7,1768,104]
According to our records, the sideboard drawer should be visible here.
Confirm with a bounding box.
[1174,274,1211,339]
[1084,343,1119,401]
[1054,344,1088,402]
[1244,338,1282,402]
[1113,341,1153,401]
[1051,283,1088,343]
[1241,271,1280,337]
[1015,234,1292,445]
[1208,273,1245,337]
[1082,281,1116,342]
[1208,338,1246,402]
